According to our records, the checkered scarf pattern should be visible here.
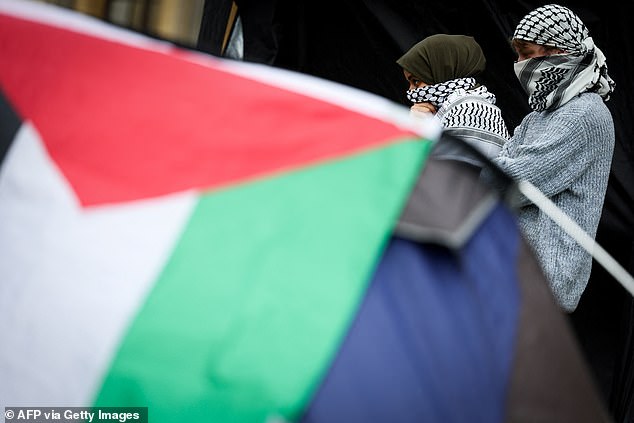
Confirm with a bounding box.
[406,77,477,108]
[514,4,588,53]
[513,4,615,111]
[408,79,508,144]
[439,85,510,144]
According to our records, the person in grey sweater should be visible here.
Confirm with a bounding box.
[489,4,616,312]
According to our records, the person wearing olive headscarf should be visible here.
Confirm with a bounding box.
[486,4,616,312]
[397,34,510,169]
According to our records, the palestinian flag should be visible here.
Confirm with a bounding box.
[0,0,431,419]
[0,2,611,423]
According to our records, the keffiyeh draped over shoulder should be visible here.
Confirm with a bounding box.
[435,84,510,162]
[513,4,615,111]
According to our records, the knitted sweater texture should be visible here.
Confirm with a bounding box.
[493,93,615,311]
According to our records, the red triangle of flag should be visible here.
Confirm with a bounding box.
[0,13,413,206]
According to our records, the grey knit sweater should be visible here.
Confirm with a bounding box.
[491,93,615,311]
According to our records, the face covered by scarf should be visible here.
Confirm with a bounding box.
[512,4,615,112]
[405,77,478,109]
[397,34,486,108]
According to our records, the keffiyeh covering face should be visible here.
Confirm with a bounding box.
[513,4,615,111]
[407,79,509,151]
[406,77,478,108]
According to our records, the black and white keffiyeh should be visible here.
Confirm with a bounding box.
[406,77,476,108]
[513,4,615,111]
[410,81,510,163]
[407,77,509,161]
[439,86,506,135]
[438,86,510,160]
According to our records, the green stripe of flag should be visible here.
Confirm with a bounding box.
[94,138,432,422]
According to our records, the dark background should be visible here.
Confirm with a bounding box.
[198,1,634,420]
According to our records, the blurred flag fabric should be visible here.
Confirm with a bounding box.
[0,1,610,422]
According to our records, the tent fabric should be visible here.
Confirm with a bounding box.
[301,154,610,422]
[302,220,522,423]
[395,149,499,249]
[505,239,612,422]
[197,1,634,419]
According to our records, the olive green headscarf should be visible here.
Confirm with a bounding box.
[397,34,486,85]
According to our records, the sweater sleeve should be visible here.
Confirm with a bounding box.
[492,107,601,207]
